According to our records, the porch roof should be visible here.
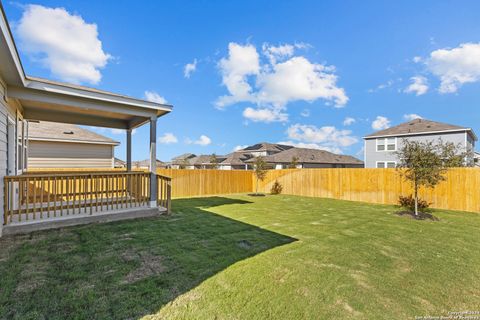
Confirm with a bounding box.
[0,3,172,129]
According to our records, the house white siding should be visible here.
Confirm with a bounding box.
[28,141,114,169]
[0,77,19,236]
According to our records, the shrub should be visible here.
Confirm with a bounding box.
[270,180,283,195]
[398,195,431,212]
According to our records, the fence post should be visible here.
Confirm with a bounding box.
[166,179,171,214]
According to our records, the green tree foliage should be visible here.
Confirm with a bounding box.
[253,156,268,195]
[209,154,219,169]
[288,156,299,169]
[395,139,468,215]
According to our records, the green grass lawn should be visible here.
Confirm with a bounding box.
[1,195,480,319]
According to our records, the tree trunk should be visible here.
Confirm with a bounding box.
[414,181,419,216]
[256,176,259,195]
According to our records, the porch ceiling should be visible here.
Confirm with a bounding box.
[7,78,172,129]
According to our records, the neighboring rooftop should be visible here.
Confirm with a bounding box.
[190,155,226,165]
[221,152,254,166]
[365,119,477,139]
[172,153,196,162]
[28,121,119,145]
[254,147,364,165]
[240,142,294,153]
[133,159,166,167]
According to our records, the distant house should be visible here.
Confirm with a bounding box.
[219,152,254,170]
[189,154,227,169]
[133,159,166,170]
[218,142,292,170]
[247,147,364,169]
[474,152,480,167]
[363,119,477,168]
[28,121,119,169]
[240,142,293,157]
[170,153,197,169]
[114,157,126,168]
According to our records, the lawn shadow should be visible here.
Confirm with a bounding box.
[0,196,295,319]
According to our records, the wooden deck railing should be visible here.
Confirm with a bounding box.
[3,171,152,225]
[157,174,172,214]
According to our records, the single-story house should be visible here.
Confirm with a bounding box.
[133,159,166,170]
[219,152,254,170]
[27,121,119,169]
[363,118,477,168]
[114,157,126,168]
[247,147,364,169]
[0,4,172,237]
[169,153,196,169]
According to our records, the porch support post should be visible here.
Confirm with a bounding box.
[149,115,158,207]
[126,128,132,171]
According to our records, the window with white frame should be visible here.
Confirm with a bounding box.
[376,138,396,152]
[376,161,396,168]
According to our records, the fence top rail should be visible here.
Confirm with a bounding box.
[157,174,172,181]
[5,171,151,180]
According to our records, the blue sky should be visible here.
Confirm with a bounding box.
[4,1,480,161]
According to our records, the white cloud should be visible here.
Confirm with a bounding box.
[368,79,394,93]
[216,43,260,108]
[158,133,178,144]
[262,43,295,64]
[243,107,288,123]
[300,109,310,117]
[412,56,422,63]
[371,116,391,130]
[283,123,358,154]
[426,43,480,93]
[343,117,356,126]
[403,113,423,121]
[216,42,348,123]
[186,135,212,146]
[16,4,111,84]
[184,59,197,78]
[144,91,167,104]
[233,145,248,151]
[404,76,429,96]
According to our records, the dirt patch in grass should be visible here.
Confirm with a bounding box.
[395,211,439,221]
[121,251,166,284]
[247,193,266,197]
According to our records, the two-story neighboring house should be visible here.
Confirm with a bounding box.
[363,118,477,168]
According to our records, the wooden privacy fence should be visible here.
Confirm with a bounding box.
[255,168,480,213]
[3,171,152,224]
[156,169,253,198]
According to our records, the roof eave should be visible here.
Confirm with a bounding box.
[363,128,476,140]
[29,137,120,146]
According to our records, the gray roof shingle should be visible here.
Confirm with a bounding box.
[28,121,119,145]
[250,147,363,165]
[365,119,473,139]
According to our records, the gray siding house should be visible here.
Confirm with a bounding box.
[28,121,119,169]
[363,119,477,168]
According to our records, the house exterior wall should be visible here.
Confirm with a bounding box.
[28,140,114,168]
[364,131,470,168]
[0,77,20,236]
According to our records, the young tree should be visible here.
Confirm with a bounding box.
[288,156,299,169]
[253,156,268,195]
[395,139,467,216]
[209,153,219,169]
[179,158,189,169]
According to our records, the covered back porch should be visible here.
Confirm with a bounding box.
[3,77,172,235]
